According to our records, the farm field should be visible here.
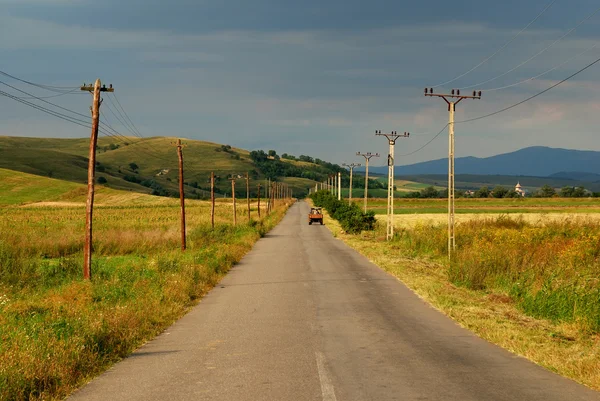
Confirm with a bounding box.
[365,197,600,215]
[0,175,291,400]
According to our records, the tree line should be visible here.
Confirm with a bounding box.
[401,184,600,199]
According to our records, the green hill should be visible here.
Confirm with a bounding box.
[0,136,340,198]
[0,168,181,206]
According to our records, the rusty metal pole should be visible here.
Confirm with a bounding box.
[210,171,215,229]
[82,79,101,280]
[175,139,186,251]
[246,172,250,222]
[257,184,261,218]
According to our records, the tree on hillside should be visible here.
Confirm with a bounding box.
[129,162,139,171]
[299,155,315,163]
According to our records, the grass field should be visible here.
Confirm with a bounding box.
[311,191,600,391]
[0,178,291,400]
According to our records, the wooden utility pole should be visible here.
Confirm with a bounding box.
[210,171,215,229]
[81,79,113,280]
[229,177,237,225]
[257,184,262,218]
[173,139,186,251]
[245,172,250,222]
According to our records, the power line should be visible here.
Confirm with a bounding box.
[432,0,557,88]
[0,89,91,129]
[11,87,84,99]
[460,4,600,90]
[110,93,144,137]
[0,70,79,93]
[484,42,598,91]
[457,54,600,124]
[0,79,90,119]
[397,124,449,156]
[103,99,140,138]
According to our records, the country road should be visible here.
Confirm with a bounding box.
[69,201,600,401]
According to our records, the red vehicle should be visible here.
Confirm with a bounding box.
[308,207,324,225]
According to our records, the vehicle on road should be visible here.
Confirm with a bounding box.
[308,207,324,225]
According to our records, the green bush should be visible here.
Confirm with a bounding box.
[310,191,375,234]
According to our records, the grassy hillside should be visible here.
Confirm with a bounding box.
[0,136,324,198]
[0,168,176,206]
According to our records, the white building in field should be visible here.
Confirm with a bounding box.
[515,182,525,197]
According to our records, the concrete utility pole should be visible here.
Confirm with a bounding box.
[229,177,237,225]
[376,130,410,241]
[210,172,215,229]
[425,88,481,257]
[80,79,113,280]
[342,163,361,203]
[173,139,187,251]
[337,172,342,200]
[356,152,380,213]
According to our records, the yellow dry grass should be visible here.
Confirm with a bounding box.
[389,212,600,227]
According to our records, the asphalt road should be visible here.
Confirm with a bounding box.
[69,201,600,401]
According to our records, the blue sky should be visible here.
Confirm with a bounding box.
[2,0,600,166]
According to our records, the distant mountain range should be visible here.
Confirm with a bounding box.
[364,147,600,180]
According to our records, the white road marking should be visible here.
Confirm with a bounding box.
[315,352,337,401]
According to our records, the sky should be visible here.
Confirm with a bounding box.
[2,0,600,167]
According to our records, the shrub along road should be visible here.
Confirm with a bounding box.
[68,201,600,401]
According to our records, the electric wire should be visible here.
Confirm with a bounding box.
[103,98,141,139]
[12,87,84,99]
[0,73,178,171]
[110,93,144,137]
[460,4,600,90]
[483,42,599,91]
[98,98,176,164]
[0,79,90,119]
[397,124,449,156]
[457,54,600,124]
[401,52,600,157]
[0,89,92,129]
[0,70,79,92]
[431,0,557,88]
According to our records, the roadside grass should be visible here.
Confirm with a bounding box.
[0,198,291,400]
[321,207,600,391]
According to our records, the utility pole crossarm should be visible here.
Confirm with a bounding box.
[81,83,114,93]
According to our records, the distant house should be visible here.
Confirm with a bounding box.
[515,182,525,197]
